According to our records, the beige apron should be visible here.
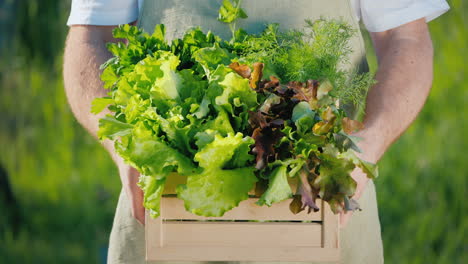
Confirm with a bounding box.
[107,1,384,263]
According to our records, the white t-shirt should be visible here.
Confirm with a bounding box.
[67,0,449,32]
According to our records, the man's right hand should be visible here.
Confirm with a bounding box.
[117,162,145,226]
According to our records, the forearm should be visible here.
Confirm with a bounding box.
[63,26,121,163]
[354,19,434,164]
[63,26,145,222]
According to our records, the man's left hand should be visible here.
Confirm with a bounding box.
[339,165,370,228]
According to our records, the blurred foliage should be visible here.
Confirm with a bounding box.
[0,0,466,263]
[0,0,119,263]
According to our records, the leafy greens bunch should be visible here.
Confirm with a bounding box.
[92,0,378,218]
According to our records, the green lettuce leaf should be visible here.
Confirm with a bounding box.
[193,45,235,78]
[257,165,292,206]
[177,167,256,217]
[151,106,199,155]
[333,131,363,153]
[152,24,166,42]
[177,133,257,216]
[91,97,114,114]
[292,102,316,135]
[100,67,119,89]
[218,0,248,24]
[148,52,182,101]
[194,129,217,150]
[225,135,255,169]
[192,96,211,119]
[202,109,234,136]
[195,109,234,149]
[194,133,252,168]
[215,72,258,114]
[178,69,207,103]
[123,95,151,123]
[113,77,137,106]
[339,149,379,179]
[116,122,196,178]
[314,145,357,213]
[138,175,166,218]
[97,115,133,140]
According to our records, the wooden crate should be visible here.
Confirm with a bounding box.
[145,174,340,262]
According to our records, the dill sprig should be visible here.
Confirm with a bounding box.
[235,18,374,112]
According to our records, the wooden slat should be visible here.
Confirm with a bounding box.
[322,201,340,249]
[147,246,340,262]
[146,174,340,262]
[145,211,162,248]
[163,173,299,196]
[161,221,322,247]
[161,196,322,221]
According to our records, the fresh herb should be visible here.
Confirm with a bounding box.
[218,0,248,40]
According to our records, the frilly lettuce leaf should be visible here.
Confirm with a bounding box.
[123,95,151,123]
[97,115,133,140]
[218,0,248,24]
[177,133,257,216]
[194,129,217,150]
[193,45,235,79]
[151,55,181,100]
[138,175,166,218]
[257,165,292,206]
[314,144,356,213]
[91,97,114,114]
[339,149,379,179]
[147,52,182,102]
[115,51,182,112]
[116,122,197,179]
[100,66,119,89]
[194,109,235,150]
[215,71,258,114]
[113,77,137,106]
[177,167,256,217]
[202,109,234,136]
[151,106,200,155]
[178,69,207,103]
[194,133,252,168]
[292,102,316,135]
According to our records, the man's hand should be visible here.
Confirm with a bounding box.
[117,162,145,225]
[63,24,145,225]
[339,18,434,228]
[339,166,369,227]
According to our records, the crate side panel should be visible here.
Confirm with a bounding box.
[322,201,340,249]
[162,197,322,221]
[161,221,322,248]
[163,173,299,196]
[146,211,163,259]
[147,246,340,262]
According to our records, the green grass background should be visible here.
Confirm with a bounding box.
[0,0,466,263]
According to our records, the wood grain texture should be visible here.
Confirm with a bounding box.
[162,221,322,247]
[163,173,299,196]
[146,178,340,262]
[161,196,322,221]
[147,245,340,262]
[322,201,340,249]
